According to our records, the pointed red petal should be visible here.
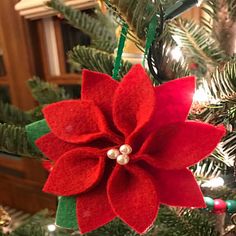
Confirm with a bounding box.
[36,133,77,162]
[152,168,205,207]
[42,160,53,172]
[43,148,105,196]
[113,65,155,139]
[108,165,159,234]
[77,171,115,234]
[140,121,225,169]
[43,100,110,143]
[82,69,119,128]
[152,77,195,131]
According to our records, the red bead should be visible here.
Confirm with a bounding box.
[188,63,198,70]
[213,199,227,214]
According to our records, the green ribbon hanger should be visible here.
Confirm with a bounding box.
[112,22,128,80]
[142,15,158,66]
[112,15,158,79]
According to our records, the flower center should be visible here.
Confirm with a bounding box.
[107,144,132,165]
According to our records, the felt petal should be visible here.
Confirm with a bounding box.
[36,133,77,162]
[77,171,115,234]
[43,148,105,196]
[140,121,226,169]
[43,100,110,144]
[113,64,155,139]
[56,196,78,230]
[42,160,53,172]
[82,69,119,126]
[152,168,205,208]
[108,165,159,234]
[152,77,195,131]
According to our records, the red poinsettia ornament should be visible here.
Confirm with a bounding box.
[36,64,225,234]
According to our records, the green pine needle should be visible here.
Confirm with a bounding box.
[48,0,117,53]
[28,77,70,105]
[0,123,38,157]
[68,45,132,79]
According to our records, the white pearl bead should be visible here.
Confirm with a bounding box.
[117,154,130,165]
[119,144,132,155]
[107,149,119,159]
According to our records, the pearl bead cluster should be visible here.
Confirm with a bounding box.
[107,144,132,165]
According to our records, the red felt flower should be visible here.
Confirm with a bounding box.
[36,64,225,234]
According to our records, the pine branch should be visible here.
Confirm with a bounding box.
[0,123,38,157]
[201,0,236,56]
[27,77,70,105]
[221,131,236,157]
[0,101,33,126]
[210,133,236,169]
[202,0,236,28]
[191,132,236,183]
[9,210,56,236]
[68,45,132,79]
[202,60,236,102]
[169,18,228,72]
[201,1,217,33]
[27,106,44,122]
[203,186,236,200]
[226,0,236,20]
[105,0,160,46]
[190,101,236,133]
[47,0,117,53]
[156,207,218,236]
[3,208,218,236]
[192,158,225,183]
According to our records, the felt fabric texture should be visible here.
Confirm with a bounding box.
[34,64,226,235]
[113,64,155,140]
[77,171,115,234]
[152,77,195,131]
[82,70,118,129]
[42,160,53,172]
[151,168,205,207]
[36,133,78,162]
[26,119,50,150]
[43,100,112,144]
[108,165,159,234]
[43,148,105,196]
[56,196,78,230]
[139,121,226,169]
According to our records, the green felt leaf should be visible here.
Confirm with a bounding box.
[26,119,50,150]
[56,196,78,230]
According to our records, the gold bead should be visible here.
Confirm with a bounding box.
[119,144,132,155]
[117,154,130,165]
[107,149,119,159]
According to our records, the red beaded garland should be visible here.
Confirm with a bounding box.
[213,199,227,214]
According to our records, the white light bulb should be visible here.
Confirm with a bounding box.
[170,46,183,62]
[197,0,203,7]
[193,87,210,103]
[202,177,224,188]
[47,224,56,232]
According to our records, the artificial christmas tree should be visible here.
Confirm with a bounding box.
[0,0,236,235]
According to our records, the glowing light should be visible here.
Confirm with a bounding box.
[47,224,56,232]
[202,177,225,188]
[193,86,210,103]
[197,0,203,7]
[170,46,183,62]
